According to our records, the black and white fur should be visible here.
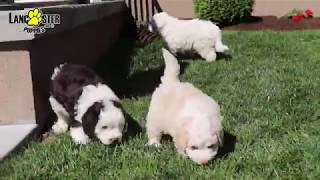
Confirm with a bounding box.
[49,63,126,145]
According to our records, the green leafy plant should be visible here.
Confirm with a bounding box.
[194,0,254,24]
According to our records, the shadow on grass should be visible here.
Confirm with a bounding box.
[125,61,190,97]
[218,53,233,62]
[216,131,237,159]
[94,38,137,98]
[176,52,233,62]
[123,111,143,141]
[95,40,190,98]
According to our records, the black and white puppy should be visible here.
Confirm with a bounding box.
[49,63,126,145]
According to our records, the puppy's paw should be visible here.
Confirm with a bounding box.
[177,148,187,156]
[70,127,90,144]
[205,52,217,62]
[147,139,161,148]
[52,119,68,134]
[216,42,229,53]
[72,136,90,145]
[222,45,229,52]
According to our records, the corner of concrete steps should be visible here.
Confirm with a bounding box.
[0,124,37,161]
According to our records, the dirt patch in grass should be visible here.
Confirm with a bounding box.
[222,16,320,31]
[41,132,59,144]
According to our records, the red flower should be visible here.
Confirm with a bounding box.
[292,14,304,22]
[305,9,313,17]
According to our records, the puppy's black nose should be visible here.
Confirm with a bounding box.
[110,138,120,144]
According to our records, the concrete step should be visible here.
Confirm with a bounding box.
[0,124,37,160]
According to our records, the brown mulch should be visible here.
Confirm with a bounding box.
[222,16,320,30]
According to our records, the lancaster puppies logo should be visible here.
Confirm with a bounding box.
[9,8,60,34]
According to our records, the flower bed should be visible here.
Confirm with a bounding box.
[227,0,320,30]
[287,9,314,22]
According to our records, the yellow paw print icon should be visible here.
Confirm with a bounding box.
[27,8,42,26]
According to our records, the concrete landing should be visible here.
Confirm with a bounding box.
[0,124,37,161]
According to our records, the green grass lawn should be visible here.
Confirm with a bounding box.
[1,31,320,179]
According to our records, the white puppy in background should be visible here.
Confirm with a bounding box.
[146,48,224,164]
[148,12,229,62]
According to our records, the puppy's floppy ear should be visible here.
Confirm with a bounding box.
[175,120,190,151]
[93,101,104,112]
[81,101,104,139]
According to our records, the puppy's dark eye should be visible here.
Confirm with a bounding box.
[102,126,108,129]
[190,146,198,150]
[208,144,216,149]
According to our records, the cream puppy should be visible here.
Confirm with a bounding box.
[148,12,229,62]
[146,49,224,164]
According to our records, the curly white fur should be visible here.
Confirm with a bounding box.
[146,49,224,164]
[149,12,229,62]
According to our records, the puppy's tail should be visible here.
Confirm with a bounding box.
[161,48,180,84]
[51,63,66,80]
